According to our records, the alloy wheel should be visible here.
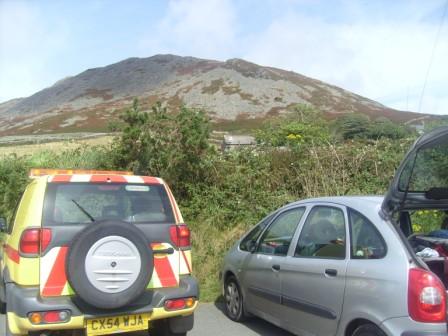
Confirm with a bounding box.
[225,281,241,318]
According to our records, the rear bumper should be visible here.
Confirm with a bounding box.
[6,275,199,334]
[380,316,448,336]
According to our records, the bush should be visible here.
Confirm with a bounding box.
[0,100,419,302]
[0,147,112,220]
[334,114,371,140]
[0,155,31,220]
[256,104,331,146]
[424,117,448,131]
[334,114,412,140]
[367,117,410,140]
[183,138,413,301]
[111,100,213,199]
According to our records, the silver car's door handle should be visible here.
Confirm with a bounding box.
[272,264,281,272]
[325,269,337,277]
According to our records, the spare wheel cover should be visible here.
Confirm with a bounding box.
[85,235,142,293]
[66,220,153,309]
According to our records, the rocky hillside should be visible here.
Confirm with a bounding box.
[0,54,428,135]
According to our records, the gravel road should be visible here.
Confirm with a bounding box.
[0,303,292,336]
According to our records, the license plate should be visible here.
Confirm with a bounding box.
[86,313,150,335]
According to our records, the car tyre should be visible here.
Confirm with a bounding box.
[0,300,5,314]
[224,276,247,322]
[0,280,6,314]
[66,220,153,309]
[352,323,386,336]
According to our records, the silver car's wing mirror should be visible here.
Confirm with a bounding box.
[248,241,257,253]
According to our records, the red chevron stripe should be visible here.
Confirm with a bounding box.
[142,176,160,184]
[154,256,178,287]
[42,247,68,296]
[90,175,127,183]
[51,175,72,183]
[4,244,20,264]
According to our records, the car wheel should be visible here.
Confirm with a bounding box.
[66,220,153,309]
[352,323,386,336]
[0,280,6,314]
[0,300,5,314]
[224,276,246,322]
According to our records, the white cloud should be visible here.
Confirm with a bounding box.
[243,6,448,115]
[137,0,447,115]
[0,1,68,102]
[138,0,237,59]
[1,0,447,117]
[387,81,448,116]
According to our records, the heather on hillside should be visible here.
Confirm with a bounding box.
[0,101,420,300]
[1,54,432,136]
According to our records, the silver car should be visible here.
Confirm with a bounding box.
[221,126,448,336]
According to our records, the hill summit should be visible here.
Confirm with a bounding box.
[0,54,427,135]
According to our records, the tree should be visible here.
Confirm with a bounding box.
[112,98,150,172]
[176,106,212,186]
[367,117,409,140]
[334,114,370,140]
[112,100,212,198]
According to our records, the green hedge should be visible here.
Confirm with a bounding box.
[0,102,416,301]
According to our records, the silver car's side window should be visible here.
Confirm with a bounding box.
[256,207,305,256]
[295,206,346,259]
[349,209,387,259]
[239,212,276,252]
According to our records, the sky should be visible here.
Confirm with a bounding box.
[0,0,447,115]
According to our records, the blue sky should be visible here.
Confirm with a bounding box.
[1,0,447,115]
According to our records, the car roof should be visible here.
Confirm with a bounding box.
[284,196,384,219]
[30,174,163,184]
[28,168,164,184]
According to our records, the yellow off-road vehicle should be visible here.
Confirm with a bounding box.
[0,169,198,336]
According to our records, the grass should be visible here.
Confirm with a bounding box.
[188,218,250,302]
[0,135,113,157]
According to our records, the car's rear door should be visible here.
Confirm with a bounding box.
[280,203,348,336]
[382,126,448,217]
[39,174,188,299]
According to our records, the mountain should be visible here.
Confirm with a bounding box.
[0,54,430,135]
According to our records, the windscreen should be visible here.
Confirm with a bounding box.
[399,139,448,193]
[43,183,175,225]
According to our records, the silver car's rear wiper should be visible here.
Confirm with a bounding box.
[72,199,95,222]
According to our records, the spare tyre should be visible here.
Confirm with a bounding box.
[66,220,153,309]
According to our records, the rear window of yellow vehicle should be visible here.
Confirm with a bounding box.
[42,183,175,225]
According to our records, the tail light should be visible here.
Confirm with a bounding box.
[408,268,447,323]
[19,228,52,256]
[28,310,70,324]
[170,224,191,248]
[164,297,195,311]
